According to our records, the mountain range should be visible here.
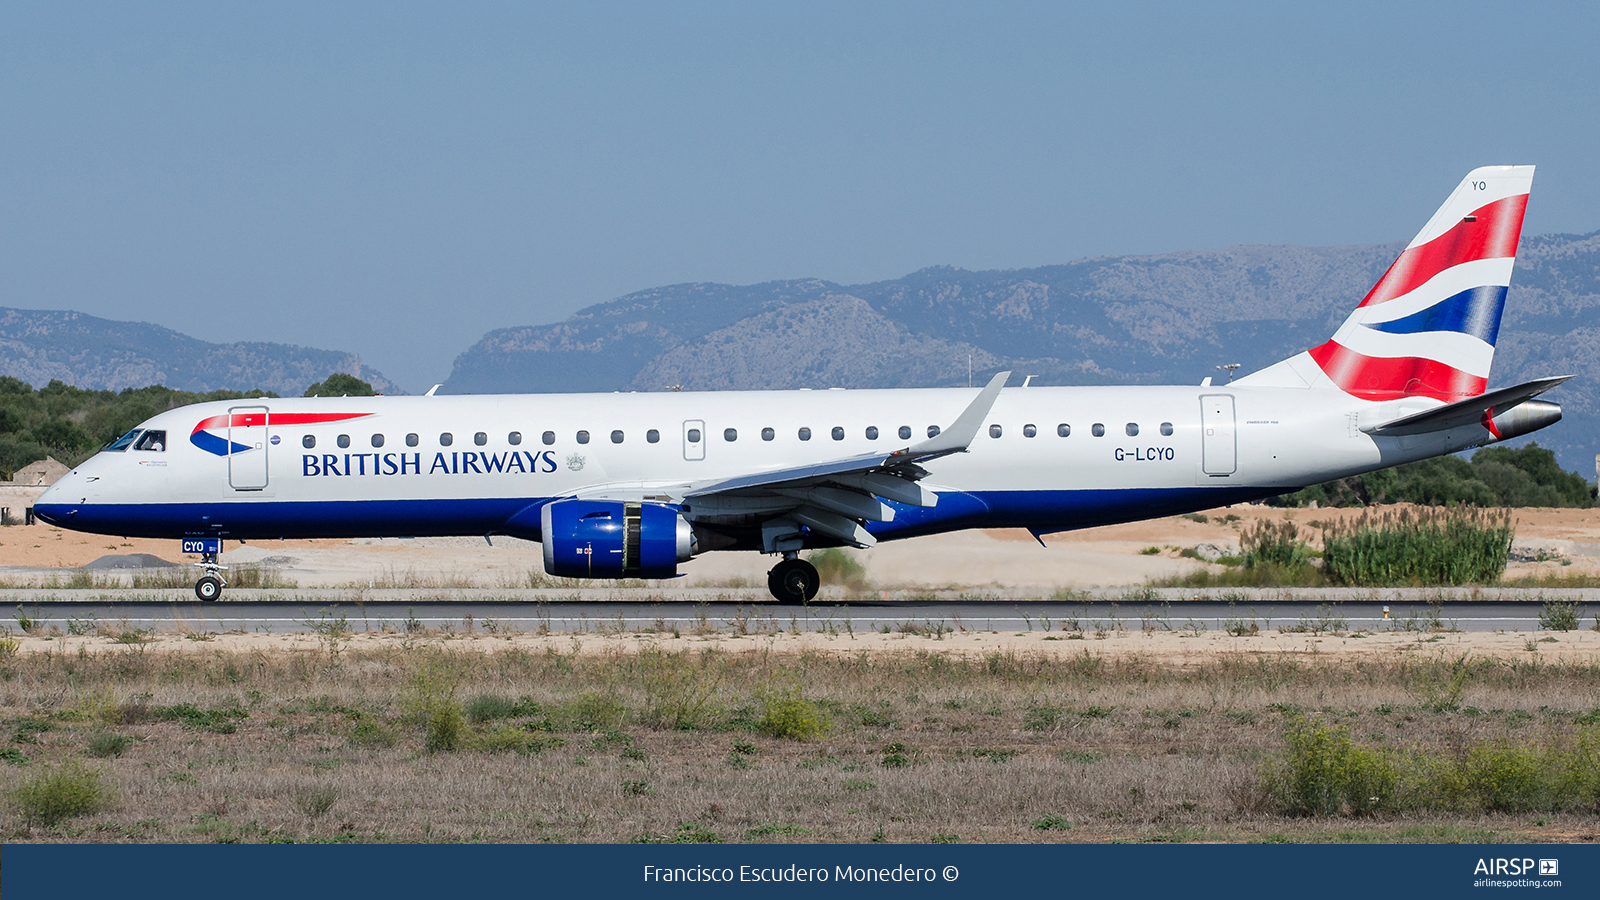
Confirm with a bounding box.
[0,308,400,397]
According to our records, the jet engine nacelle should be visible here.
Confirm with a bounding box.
[540,499,696,579]
[1489,400,1562,442]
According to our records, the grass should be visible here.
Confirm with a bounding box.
[0,642,1597,842]
[1321,507,1513,586]
[12,761,109,827]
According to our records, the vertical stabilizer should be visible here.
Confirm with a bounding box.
[1236,166,1534,401]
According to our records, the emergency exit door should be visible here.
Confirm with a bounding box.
[1200,395,1236,476]
[683,420,705,461]
[228,406,270,490]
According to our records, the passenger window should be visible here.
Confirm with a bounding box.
[440,433,453,447]
[724,428,737,442]
[371,434,385,448]
[1057,424,1070,438]
[509,432,522,446]
[106,429,141,452]
[1092,424,1105,437]
[406,433,419,447]
[1023,424,1037,438]
[687,428,701,443]
[927,425,941,438]
[865,426,878,440]
[612,430,625,444]
[761,427,774,441]
[798,427,811,441]
[898,426,912,440]
[475,432,488,446]
[577,430,590,445]
[1126,423,1139,437]
[989,424,1003,438]
[302,434,316,449]
[831,427,844,441]
[647,429,660,443]
[134,430,167,452]
[1160,422,1174,436]
[542,431,555,445]
[337,434,351,449]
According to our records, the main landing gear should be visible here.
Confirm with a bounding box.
[767,556,819,605]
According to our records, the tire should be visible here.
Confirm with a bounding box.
[768,559,819,604]
[195,576,223,602]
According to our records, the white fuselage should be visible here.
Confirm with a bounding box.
[34,382,1494,547]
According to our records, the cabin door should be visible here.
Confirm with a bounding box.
[228,406,270,490]
[1200,395,1236,476]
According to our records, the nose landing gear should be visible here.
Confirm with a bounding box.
[182,538,228,601]
[767,556,819,604]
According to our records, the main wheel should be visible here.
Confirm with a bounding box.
[195,576,223,602]
[767,558,819,604]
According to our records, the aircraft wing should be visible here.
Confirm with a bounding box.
[1362,375,1574,436]
[678,371,1010,549]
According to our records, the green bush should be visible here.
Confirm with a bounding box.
[348,719,397,748]
[1271,443,1591,509]
[12,761,109,827]
[302,373,376,398]
[472,724,563,755]
[466,694,521,724]
[1321,507,1513,586]
[425,703,464,753]
[757,685,831,741]
[1265,718,1396,816]
[151,702,248,734]
[1241,519,1312,570]
[1451,744,1553,813]
[1539,599,1581,632]
[87,733,133,758]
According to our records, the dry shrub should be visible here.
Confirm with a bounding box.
[12,761,110,827]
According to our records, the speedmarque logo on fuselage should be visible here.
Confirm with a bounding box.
[189,411,372,456]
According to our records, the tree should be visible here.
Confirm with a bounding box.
[303,373,376,397]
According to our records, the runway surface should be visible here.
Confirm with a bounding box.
[5,595,1588,634]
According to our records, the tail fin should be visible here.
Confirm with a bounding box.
[1239,166,1534,401]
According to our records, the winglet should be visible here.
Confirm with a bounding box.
[900,371,1009,460]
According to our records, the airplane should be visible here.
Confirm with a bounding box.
[34,165,1568,603]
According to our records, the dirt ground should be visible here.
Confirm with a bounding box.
[10,618,1600,665]
[4,503,1600,588]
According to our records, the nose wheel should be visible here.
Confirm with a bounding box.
[193,546,227,601]
[767,558,819,604]
[195,575,223,602]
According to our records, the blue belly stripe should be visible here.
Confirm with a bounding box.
[35,485,1283,543]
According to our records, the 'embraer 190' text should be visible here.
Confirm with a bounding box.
[301,451,559,477]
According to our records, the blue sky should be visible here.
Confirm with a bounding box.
[3,1,1598,392]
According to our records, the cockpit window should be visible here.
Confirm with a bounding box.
[105,429,142,452]
[133,430,167,452]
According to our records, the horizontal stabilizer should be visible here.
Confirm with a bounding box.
[1362,375,1573,436]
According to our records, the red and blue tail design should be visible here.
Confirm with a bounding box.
[1306,166,1534,402]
